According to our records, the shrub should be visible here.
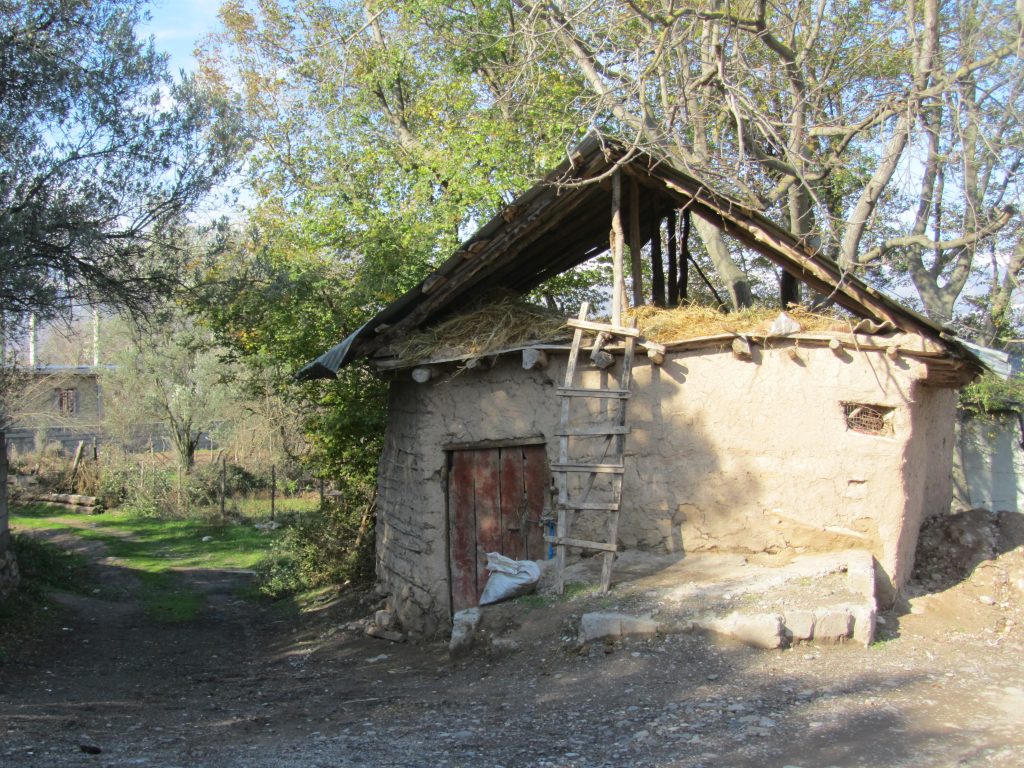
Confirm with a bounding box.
[257,478,376,598]
[960,372,1024,416]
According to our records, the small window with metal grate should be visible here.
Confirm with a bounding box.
[842,402,894,436]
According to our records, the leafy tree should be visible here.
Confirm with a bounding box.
[197,1,584,482]
[0,0,242,324]
[104,308,238,472]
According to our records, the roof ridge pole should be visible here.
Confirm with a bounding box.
[629,177,644,307]
[611,170,626,326]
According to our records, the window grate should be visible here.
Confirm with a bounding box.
[843,402,894,436]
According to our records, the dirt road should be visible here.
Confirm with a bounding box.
[2,525,1023,768]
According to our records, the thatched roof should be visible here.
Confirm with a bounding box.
[297,133,980,381]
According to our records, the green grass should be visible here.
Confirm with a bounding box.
[8,503,287,623]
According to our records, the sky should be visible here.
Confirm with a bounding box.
[139,0,222,75]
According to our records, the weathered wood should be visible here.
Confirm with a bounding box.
[544,535,617,553]
[558,500,620,512]
[443,435,546,452]
[642,341,667,365]
[522,348,549,370]
[449,451,478,612]
[629,177,643,306]
[556,304,591,593]
[553,425,631,437]
[411,366,434,383]
[522,445,547,560]
[651,214,665,306]
[473,448,501,596]
[611,172,625,327]
[421,274,448,294]
[667,208,679,304]
[550,462,625,474]
[567,318,640,337]
[68,440,85,491]
[557,387,632,399]
[829,338,843,353]
[499,446,526,559]
[731,337,753,360]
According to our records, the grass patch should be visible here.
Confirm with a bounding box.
[8,504,288,621]
[515,580,597,609]
[137,572,205,623]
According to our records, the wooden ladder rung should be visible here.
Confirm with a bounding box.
[551,462,624,474]
[558,501,620,512]
[557,387,631,399]
[553,425,631,437]
[567,318,640,338]
[545,535,618,553]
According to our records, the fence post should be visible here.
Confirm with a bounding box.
[219,454,226,518]
[271,464,276,522]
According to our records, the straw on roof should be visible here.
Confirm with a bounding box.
[390,296,569,364]
[389,299,854,365]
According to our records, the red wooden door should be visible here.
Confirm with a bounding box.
[448,444,547,613]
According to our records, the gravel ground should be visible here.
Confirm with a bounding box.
[1,513,1022,768]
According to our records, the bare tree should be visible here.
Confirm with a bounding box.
[508,0,1022,322]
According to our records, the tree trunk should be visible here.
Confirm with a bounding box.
[692,215,753,309]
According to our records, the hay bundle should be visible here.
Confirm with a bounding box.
[392,297,569,363]
[631,304,850,343]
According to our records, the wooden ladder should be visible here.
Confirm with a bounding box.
[548,301,638,594]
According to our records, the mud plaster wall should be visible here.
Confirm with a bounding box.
[375,342,954,634]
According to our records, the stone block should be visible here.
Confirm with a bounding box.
[851,605,876,646]
[375,609,395,630]
[449,608,482,657]
[703,613,784,650]
[783,610,816,643]
[846,550,877,599]
[813,610,853,643]
[579,612,659,644]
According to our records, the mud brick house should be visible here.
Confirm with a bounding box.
[299,135,983,637]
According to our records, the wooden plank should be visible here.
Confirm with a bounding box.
[629,177,643,306]
[443,435,546,452]
[544,535,618,553]
[448,451,478,613]
[551,462,625,474]
[611,170,625,327]
[553,425,631,437]
[498,446,527,560]
[522,444,547,561]
[473,448,502,601]
[566,318,641,337]
[556,303,591,594]
[558,501,620,512]
[557,387,632,399]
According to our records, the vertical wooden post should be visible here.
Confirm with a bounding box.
[219,454,226,518]
[319,477,325,508]
[270,464,276,522]
[0,432,9,553]
[650,214,665,307]
[666,209,678,305]
[610,172,625,326]
[679,209,691,301]
[629,178,643,307]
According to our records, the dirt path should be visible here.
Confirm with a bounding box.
[2,526,1023,767]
